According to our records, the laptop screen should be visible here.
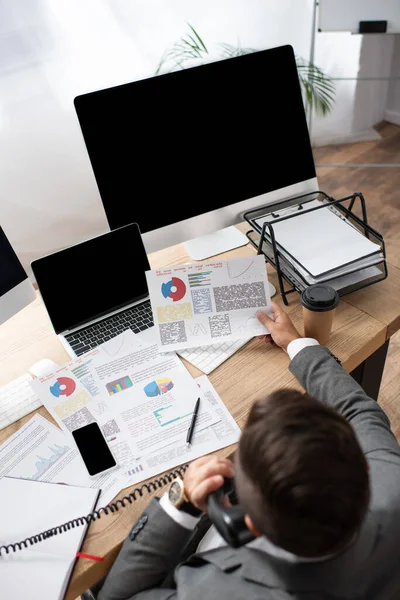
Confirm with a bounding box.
[31,222,150,334]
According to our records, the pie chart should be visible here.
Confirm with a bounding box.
[50,377,76,398]
[144,378,174,397]
[161,277,186,302]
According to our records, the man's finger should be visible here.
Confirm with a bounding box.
[191,475,224,509]
[188,455,215,469]
[194,459,234,483]
[256,310,273,330]
[270,300,284,321]
[189,456,233,473]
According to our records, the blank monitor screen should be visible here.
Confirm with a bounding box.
[74,45,316,237]
[0,227,28,296]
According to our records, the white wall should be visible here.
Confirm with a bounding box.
[311,28,395,145]
[385,35,400,125]
[0,0,396,276]
[0,0,313,277]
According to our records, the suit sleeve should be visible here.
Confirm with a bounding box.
[289,345,400,459]
[97,498,193,600]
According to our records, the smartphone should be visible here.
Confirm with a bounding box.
[71,422,117,476]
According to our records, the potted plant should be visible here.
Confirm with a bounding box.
[156,23,335,119]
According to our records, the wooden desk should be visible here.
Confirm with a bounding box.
[0,226,397,599]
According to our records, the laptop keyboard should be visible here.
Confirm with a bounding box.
[65,300,154,356]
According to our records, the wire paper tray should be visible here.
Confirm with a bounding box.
[243,190,388,305]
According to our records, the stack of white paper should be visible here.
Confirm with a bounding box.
[254,198,384,290]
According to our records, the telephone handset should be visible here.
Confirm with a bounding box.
[207,478,256,548]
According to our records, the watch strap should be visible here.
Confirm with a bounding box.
[179,500,202,517]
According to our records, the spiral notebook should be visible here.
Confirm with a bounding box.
[0,477,100,600]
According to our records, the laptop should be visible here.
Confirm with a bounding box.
[31,222,155,358]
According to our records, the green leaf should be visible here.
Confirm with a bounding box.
[155,26,336,118]
[155,22,209,74]
[186,23,208,53]
[218,43,257,59]
[296,56,336,116]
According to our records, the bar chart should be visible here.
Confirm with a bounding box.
[106,376,133,396]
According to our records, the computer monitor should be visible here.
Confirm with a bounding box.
[0,226,36,325]
[74,44,318,260]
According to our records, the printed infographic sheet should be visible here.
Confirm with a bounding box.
[146,255,272,351]
[124,374,241,485]
[0,414,123,505]
[30,331,220,476]
[10,330,241,498]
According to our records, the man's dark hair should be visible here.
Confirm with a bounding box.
[237,389,370,558]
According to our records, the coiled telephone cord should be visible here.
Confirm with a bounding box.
[0,464,189,556]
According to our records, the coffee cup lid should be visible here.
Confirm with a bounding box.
[301,284,339,312]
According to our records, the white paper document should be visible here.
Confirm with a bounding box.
[90,342,220,456]
[24,330,239,500]
[30,333,220,464]
[41,330,141,403]
[29,370,140,475]
[0,414,123,505]
[124,374,241,484]
[254,199,382,277]
[145,255,272,351]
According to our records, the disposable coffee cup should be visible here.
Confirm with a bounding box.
[301,284,339,346]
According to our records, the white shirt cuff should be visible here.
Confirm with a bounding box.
[159,492,201,531]
[287,338,319,361]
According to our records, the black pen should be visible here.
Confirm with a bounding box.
[186,397,201,445]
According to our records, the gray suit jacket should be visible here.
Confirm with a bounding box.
[93,346,400,600]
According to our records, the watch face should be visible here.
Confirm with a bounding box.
[169,480,184,506]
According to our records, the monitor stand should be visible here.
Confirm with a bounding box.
[0,278,36,325]
[183,226,248,261]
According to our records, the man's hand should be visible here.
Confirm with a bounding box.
[257,300,301,352]
[183,455,235,513]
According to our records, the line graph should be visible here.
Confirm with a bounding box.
[29,444,71,481]
[188,323,208,336]
[231,315,259,334]
[227,258,257,280]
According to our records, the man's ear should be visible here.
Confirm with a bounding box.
[244,514,262,538]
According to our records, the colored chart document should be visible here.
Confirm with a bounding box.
[0,414,124,505]
[124,374,241,486]
[90,341,220,456]
[32,330,220,461]
[145,255,272,351]
[29,330,222,492]
[30,358,140,477]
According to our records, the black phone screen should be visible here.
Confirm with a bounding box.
[72,423,117,476]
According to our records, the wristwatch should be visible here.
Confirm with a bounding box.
[168,477,202,517]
